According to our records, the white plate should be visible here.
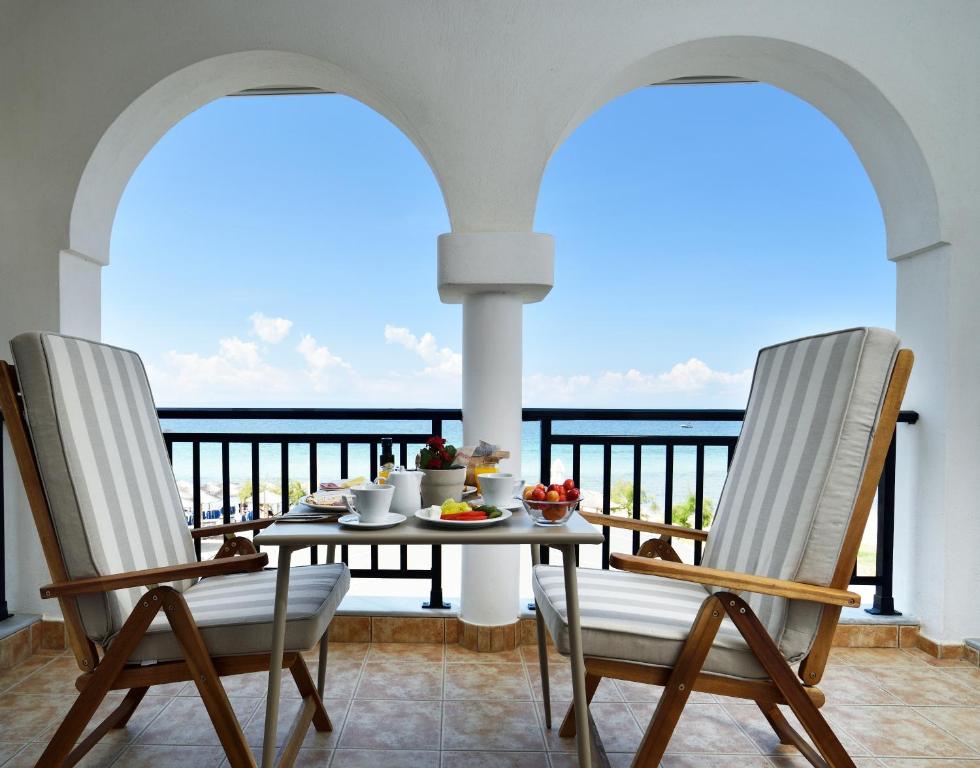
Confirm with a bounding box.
[414,506,512,529]
[468,497,524,511]
[337,512,406,529]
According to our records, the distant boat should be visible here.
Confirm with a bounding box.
[681,423,693,429]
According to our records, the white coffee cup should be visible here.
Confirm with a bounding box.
[351,483,394,523]
[480,473,523,507]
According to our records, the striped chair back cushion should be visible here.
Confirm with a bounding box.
[12,333,197,644]
[701,328,899,661]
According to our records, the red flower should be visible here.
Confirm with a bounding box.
[428,456,443,469]
[426,436,446,447]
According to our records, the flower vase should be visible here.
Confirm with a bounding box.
[420,466,467,507]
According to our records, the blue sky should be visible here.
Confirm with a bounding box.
[106,83,893,407]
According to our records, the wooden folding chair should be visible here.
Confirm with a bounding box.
[0,332,351,768]
[531,328,912,768]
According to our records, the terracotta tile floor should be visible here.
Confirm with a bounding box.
[0,644,977,767]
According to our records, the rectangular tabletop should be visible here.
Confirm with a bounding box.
[254,508,604,547]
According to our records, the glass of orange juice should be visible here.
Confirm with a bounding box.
[474,464,498,493]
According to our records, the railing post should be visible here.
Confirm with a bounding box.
[423,545,450,609]
[192,442,202,560]
[221,441,231,525]
[539,418,551,566]
[539,418,551,485]
[867,432,900,615]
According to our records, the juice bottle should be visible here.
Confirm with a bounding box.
[378,437,395,483]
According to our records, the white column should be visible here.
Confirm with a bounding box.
[895,241,980,646]
[438,232,554,626]
[460,293,523,624]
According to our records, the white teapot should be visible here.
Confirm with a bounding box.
[382,468,423,515]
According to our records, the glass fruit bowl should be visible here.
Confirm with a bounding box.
[521,497,580,526]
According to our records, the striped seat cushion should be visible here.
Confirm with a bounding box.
[126,563,350,662]
[702,328,900,662]
[12,332,199,643]
[533,565,765,679]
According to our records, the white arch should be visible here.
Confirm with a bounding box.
[544,36,943,261]
[70,50,447,265]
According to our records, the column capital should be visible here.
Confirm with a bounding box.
[437,231,554,304]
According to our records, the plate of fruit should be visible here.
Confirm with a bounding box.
[522,479,581,526]
[415,499,513,528]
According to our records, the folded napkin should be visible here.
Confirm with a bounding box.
[305,491,349,509]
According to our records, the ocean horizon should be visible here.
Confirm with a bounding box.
[161,418,741,518]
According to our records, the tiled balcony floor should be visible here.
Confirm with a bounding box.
[0,644,977,767]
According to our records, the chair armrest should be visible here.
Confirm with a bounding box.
[608,552,860,607]
[40,552,268,598]
[190,519,275,539]
[579,511,709,542]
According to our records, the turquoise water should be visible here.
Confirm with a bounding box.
[162,418,741,516]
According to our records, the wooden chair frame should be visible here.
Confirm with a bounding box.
[0,361,332,768]
[535,349,913,768]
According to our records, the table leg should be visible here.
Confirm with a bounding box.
[530,545,552,729]
[561,544,592,768]
[263,546,294,768]
[317,629,328,699]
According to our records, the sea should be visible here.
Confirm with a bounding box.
[161,418,742,517]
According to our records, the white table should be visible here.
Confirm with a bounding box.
[254,510,604,768]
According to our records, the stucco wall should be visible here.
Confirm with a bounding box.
[1,0,977,642]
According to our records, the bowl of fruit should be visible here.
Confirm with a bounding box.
[522,479,581,526]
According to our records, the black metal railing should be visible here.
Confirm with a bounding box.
[0,407,917,618]
[158,407,461,610]
[530,408,918,616]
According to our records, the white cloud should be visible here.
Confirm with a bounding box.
[148,336,290,404]
[218,336,261,367]
[143,320,750,408]
[384,324,462,378]
[524,358,752,407]
[296,334,351,390]
[250,312,293,344]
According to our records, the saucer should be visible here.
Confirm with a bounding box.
[337,512,406,529]
[492,497,525,510]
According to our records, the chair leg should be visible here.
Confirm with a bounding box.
[36,589,166,767]
[533,605,552,729]
[162,589,256,768]
[631,594,725,768]
[290,655,332,732]
[757,701,829,768]
[758,700,796,745]
[317,629,328,700]
[722,593,854,768]
[558,672,602,737]
[63,687,150,766]
[36,680,112,768]
[112,686,149,728]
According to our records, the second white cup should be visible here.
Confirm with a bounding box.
[480,473,523,507]
[351,483,394,523]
